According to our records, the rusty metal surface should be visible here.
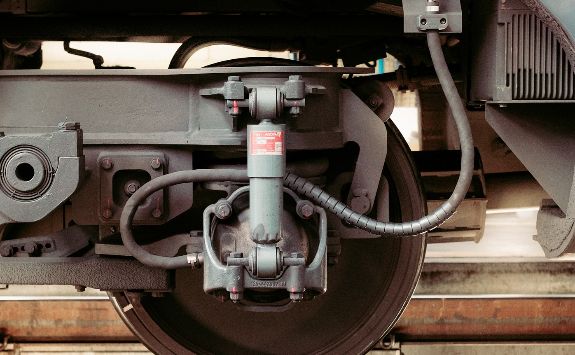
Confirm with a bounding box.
[2,297,575,343]
[395,298,575,341]
[0,300,135,342]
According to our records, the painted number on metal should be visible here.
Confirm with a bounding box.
[250,131,284,155]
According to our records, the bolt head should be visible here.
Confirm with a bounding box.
[100,158,113,170]
[420,18,427,26]
[152,208,163,218]
[290,292,304,302]
[0,245,13,257]
[150,158,162,170]
[230,292,242,303]
[440,18,447,24]
[102,208,113,219]
[351,196,371,214]
[215,201,232,220]
[58,122,81,131]
[23,242,39,255]
[124,180,141,195]
[296,201,314,219]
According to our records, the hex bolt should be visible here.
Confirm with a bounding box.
[290,292,304,302]
[215,200,233,220]
[58,122,81,131]
[150,157,162,170]
[124,180,141,195]
[102,208,113,219]
[296,200,314,219]
[440,18,447,24]
[229,292,242,303]
[420,18,427,26]
[23,242,39,255]
[100,158,113,170]
[0,245,14,257]
[368,95,381,109]
[152,208,163,219]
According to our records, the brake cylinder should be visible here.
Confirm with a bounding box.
[247,119,286,244]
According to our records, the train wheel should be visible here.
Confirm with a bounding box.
[110,118,426,354]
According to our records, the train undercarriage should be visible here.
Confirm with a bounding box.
[0,0,574,353]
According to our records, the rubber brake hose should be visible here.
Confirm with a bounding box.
[284,31,474,237]
[120,169,249,269]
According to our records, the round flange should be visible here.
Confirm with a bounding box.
[0,145,53,201]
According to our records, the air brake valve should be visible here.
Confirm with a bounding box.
[200,76,328,308]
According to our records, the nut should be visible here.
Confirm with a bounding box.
[150,158,162,170]
[290,292,304,302]
[102,208,113,219]
[152,208,163,218]
[229,292,242,303]
[100,158,113,170]
[124,180,141,195]
[296,200,314,219]
[0,245,14,257]
[215,200,232,220]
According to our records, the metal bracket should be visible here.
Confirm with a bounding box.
[98,151,167,224]
[402,0,463,34]
[0,123,83,226]
[202,186,327,304]
[200,75,326,120]
[374,334,402,354]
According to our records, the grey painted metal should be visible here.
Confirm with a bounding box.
[0,68,350,148]
[485,104,575,213]
[536,198,575,257]
[402,0,462,34]
[201,186,327,306]
[325,89,389,239]
[525,0,575,65]
[0,125,83,225]
[485,103,575,255]
[0,225,91,258]
[494,0,575,101]
[0,255,171,291]
[70,147,194,226]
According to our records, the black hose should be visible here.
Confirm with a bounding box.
[169,37,292,69]
[120,169,248,269]
[284,31,474,237]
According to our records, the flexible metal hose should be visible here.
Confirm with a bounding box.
[120,169,249,269]
[284,31,474,237]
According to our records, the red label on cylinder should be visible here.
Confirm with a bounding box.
[250,131,284,155]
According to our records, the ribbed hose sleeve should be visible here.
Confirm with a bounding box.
[284,31,474,237]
